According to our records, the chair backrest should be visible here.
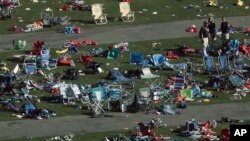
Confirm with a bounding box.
[25,63,37,74]
[139,88,150,98]
[218,55,229,71]
[91,87,107,102]
[91,3,103,19]
[130,52,144,65]
[203,56,214,71]
[119,2,131,16]
[233,56,244,69]
[152,54,165,67]
[142,67,152,75]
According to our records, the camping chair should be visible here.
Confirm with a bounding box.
[218,55,230,74]
[229,74,246,88]
[13,40,26,51]
[144,54,166,70]
[140,67,159,79]
[23,57,37,75]
[89,87,109,116]
[119,2,135,22]
[203,56,217,74]
[59,84,76,105]
[91,3,107,25]
[229,39,240,56]
[130,52,144,65]
[139,87,153,112]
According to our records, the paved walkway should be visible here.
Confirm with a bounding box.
[0,102,250,140]
[0,16,250,140]
[0,16,250,51]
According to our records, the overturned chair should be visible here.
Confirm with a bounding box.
[91,3,107,25]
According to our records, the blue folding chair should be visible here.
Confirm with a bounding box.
[203,56,216,73]
[130,52,144,65]
[229,74,246,88]
[229,39,240,55]
[144,54,166,69]
[24,63,37,75]
[218,55,230,73]
[233,55,245,70]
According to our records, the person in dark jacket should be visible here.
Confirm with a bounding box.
[208,16,216,43]
[220,16,230,45]
[199,21,210,56]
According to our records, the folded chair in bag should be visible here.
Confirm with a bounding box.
[203,56,217,74]
[140,67,159,79]
[91,3,107,25]
[119,2,135,22]
[218,55,230,74]
[130,52,144,65]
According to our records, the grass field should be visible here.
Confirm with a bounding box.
[0,32,249,121]
[6,120,250,141]
[1,0,250,34]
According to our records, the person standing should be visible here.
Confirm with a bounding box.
[199,21,210,56]
[208,16,216,43]
[220,16,230,45]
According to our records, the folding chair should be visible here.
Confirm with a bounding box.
[23,57,37,75]
[203,56,217,74]
[91,3,107,25]
[229,39,240,56]
[140,67,159,79]
[144,54,166,70]
[90,87,108,116]
[119,2,135,22]
[130,52,144,65]
[139,87,152,112]
[229,74,246,88]
[218,55,230,74]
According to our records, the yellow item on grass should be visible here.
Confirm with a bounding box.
[55,48,68,54]
[208,0,218,7]
[237,0,244,6]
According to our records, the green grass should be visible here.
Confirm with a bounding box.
[1,0,250,34]
[0,33,249,121]
[6,120,250,141]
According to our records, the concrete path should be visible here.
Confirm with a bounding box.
[0,16,250,51]
[0,15,250,140]
[0,102,250,140]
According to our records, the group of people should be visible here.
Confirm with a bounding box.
[199,16,230,56]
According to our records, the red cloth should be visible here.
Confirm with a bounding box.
[80,54,93,63]
[82,40,97,46]
[239,44,250,54]
[166,51,179,59]
[220,128,230,141]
